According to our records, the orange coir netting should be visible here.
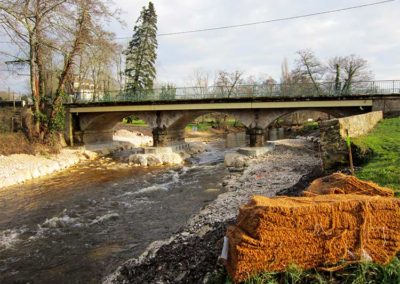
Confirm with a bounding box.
[226,194,400,283]
[303,173,394,197]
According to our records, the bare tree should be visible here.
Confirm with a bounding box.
[293,49,326,94]
[214,70,243,98]
[329,55,372,95]
[280,57,291,84]
[189,69,210,97]
[0,0,118,141]
[114,52,125,94]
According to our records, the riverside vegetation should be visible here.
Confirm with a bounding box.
[220,117,400,284]
[353,117,400,195]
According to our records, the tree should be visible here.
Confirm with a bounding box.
[76,32,121,102]
[214,70,243,98]
[329,55,372,95]
[0,0,117,142]
[280,57,291,84]
[189,69,210,97]
[124,1,157,97]
[293,49,326,94]
[159,83,176,100]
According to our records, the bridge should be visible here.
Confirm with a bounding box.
[65,80,400,147]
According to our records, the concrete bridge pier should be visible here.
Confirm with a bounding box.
[152,127,185,147]
[248,126,265,147]
[152,127,167,147]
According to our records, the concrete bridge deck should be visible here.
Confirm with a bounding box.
[68,97,375,113]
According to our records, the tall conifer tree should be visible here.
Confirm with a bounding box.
[125,2,157,96]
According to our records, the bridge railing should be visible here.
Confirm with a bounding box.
[69,80,400,103]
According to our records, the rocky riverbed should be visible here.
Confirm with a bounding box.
[105,139,322,284]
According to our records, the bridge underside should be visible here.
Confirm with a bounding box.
[66,101,371,147]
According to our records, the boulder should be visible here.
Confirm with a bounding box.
[224,153,248,168]
[187,143,206,155]
[82,150,98,160]
[146,154,163,167]
[129,154,148,167]
[179,151,191,161]
[160,153,183,165]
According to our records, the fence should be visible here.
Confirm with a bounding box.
[69,80,400,104]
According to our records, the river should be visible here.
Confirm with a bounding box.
[0,135,246,283]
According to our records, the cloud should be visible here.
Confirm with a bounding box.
[147,0,400,84]
[1,0,399,91]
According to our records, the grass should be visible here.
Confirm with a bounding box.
[303,121,319,131]
[215,258,400,284]
[352,117,400,194]
[123,118,148,126]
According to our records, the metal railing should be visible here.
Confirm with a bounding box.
[69,80,400,104]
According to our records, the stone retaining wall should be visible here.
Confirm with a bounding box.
[319,111,383,170]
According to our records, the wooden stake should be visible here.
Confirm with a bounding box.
[346,129,355,175]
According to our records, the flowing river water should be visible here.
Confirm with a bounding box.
[0,134,247,283]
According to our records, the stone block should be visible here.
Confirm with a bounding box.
[224,153,248,168]
[146,154,163,167]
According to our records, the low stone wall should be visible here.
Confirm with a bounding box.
[319,111,383,170]
[337,111,383,138]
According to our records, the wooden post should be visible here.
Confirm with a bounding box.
[346,129,355,175]
[67,111,74,147]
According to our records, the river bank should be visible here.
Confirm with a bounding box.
[105,139,321,283]
[0,129,154,189]
[0,148,99,189]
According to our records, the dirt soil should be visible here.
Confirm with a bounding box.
[105,140,321,284]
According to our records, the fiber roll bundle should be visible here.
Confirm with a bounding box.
[226,194,400,283]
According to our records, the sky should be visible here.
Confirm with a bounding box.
[1,0,400,93]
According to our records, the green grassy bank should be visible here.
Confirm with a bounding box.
[353,116,400,195]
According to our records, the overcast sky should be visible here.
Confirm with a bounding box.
[1,0,400,92]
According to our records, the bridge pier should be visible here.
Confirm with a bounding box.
[152,127,185,147]
[248,126,265,147]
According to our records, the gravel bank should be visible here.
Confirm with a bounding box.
[105,139,322,284]
[0,149,99,189]
[0,130,154,189]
